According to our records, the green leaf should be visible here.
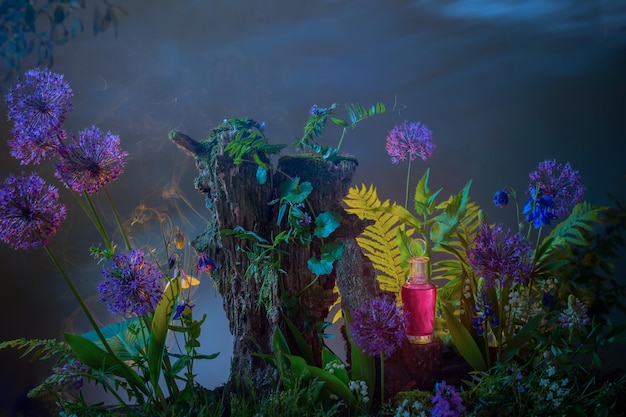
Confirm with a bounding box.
[442,304,487,371]
[503,314,543,362]
[64,333,148,394]
[307,257,333,276]
[81,317,145,361]
[331,117,349,128]
[283,314,315,365]
[344,310,375,406]
[148,277,181,391]
[314,211,341,238]
[256,165,267,185]
[279,177,313,204]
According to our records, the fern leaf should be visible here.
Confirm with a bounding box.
[344,184,406,295]
[0,338,70,362]
[542,202,606,254]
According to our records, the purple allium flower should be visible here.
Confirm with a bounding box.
[493,190,509,208]
[197,252,218,274]
[523,189,558,228]
[0,172,66,250]
[5,68,73,165]
[98,249,164,316]
[348,295,406,357]
[467,223,533,288]
[54,126,128,194]
[558,294,590,329]
[52,359,88,391]
[385,121,434,164]
[527,159,585,218]
[431,381,466,417]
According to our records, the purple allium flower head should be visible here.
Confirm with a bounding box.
[5,68,73,164]
[493,190,509,208]
[0,172,66,250]
[54,126,128,194]
[558,294,590,329]
[467,223,533,288]
[348,295,406,357]
[527,159,585,218]
[385,120,434,164]
[523,188,558,228]
[98,249,163,316]
[431,381,466,417]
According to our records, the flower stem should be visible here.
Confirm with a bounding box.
[104,186,132,250]
[44,246,115,357]
[404,158,412,209]
[380,353,385,406]
[73,191,113,251]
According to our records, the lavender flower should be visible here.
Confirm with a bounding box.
[52,359,88,391]
[98,249,164,316]
[5,68,73,164]
[385,121,434,164]
[527,159,585,218]
[431,381,466,417]
[467,223,533,288]
[558,294,590,329]
[348,295,406,357]
[0,172,66,250]
[54,126,128,194]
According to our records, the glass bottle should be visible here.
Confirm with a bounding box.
[401,256,436,344]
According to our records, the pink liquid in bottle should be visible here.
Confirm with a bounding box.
[402,256,437,344]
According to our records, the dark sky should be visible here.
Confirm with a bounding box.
[1,0,625,414]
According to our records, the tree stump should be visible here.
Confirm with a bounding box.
[168,126,379,393]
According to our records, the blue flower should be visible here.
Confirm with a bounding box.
[523,189,557,228]
[493,190,509,208]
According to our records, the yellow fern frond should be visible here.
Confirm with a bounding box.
[344,184,407,296]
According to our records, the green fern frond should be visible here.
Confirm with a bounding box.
[546,202,606,247]
[0,338,71,362]
[344,184,406,295]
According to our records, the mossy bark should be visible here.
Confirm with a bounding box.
[169,127,378,393]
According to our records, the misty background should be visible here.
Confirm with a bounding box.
[1,0,625,415]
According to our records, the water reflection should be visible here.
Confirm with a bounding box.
[1,0,625,414]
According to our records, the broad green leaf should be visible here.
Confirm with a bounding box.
[442,304,487,371]
[148,277,181,391]
[284,314,315,365]
[344,310,374,407]
[64,333,148,394]
[81,317,145,361]
[314,211,341,238]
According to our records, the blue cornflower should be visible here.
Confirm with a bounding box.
[0,172,66,250]
[493,190,509,208]
[98,249,164,316]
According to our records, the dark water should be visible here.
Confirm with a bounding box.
[1,0,625,414]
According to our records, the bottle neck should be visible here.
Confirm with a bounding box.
[408,256,429,284]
